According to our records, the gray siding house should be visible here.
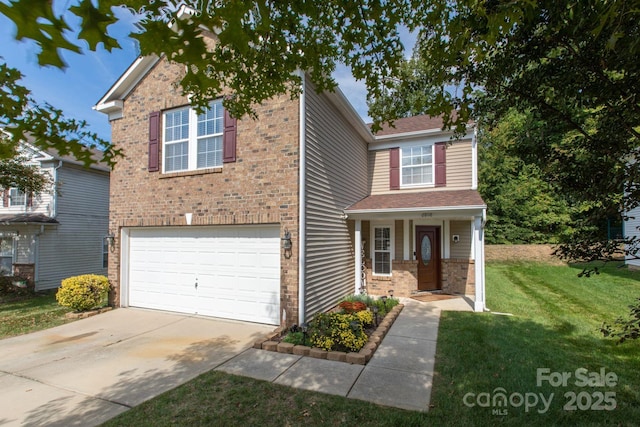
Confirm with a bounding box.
[0,142,110,290]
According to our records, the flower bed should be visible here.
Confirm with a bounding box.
[254,295,403,365]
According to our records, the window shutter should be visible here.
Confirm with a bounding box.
[435,142,446,186]
[2,189,8,207]
[223,109,237,163]
[389,147,400,190]
[148,111,160,172]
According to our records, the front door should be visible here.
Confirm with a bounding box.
[416,226,441,291]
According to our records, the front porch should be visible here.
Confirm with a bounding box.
[345,190,487,312]
[364,258,475,297]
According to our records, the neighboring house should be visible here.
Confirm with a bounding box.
[95,53,486,327]
[0,141,110,290]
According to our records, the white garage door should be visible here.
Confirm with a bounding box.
[126,226,281,325]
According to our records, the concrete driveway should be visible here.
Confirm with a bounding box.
[0,308,274,427]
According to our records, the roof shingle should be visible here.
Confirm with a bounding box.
[346,190,485,212]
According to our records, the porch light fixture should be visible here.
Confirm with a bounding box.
[372,306,379,326]
[388,289,394,298]
[282,229,292,259]
[104,233,115,252]
[380,295,388,309]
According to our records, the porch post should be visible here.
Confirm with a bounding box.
[355,219,362,294]
[473,214,486,312]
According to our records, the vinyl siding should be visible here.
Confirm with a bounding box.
[35,165,109,289]
[369,139,473,194]
[446,141,473,189]
[369,150,390,195]
[304,78,369,318]
[394,220,404,260]
[625,205,640,267]
[0,163,54,216]
[450,220,472,259]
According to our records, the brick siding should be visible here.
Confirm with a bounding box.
[364,258,475,297]
[107,56,301,325]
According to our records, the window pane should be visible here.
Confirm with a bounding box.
[197,101,223,137]
[165,109,189,142]
[0,239,12,256]
[375,227,390,250]
[197,136,222,168]
[374,252,390,275]
[401,145,433,185]
[10,189,26,206]
[0,238,12,276]
[165,142,189,172]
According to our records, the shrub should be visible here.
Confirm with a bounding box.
[338,300,367,313]
[355,309,374,326]
[309,312,367,352]
[371,296,400,317]
[282,331,306,345]
[56,274,110,312]
[0,276,34,300]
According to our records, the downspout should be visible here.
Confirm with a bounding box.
[471,126,478,190]
[297,70,307,325]
[51,160,63,217]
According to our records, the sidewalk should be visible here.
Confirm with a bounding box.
[215,296,473,412]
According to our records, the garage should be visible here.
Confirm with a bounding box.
[123,225,281,325]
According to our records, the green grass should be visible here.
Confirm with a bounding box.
[429,261,640,426]
[0,293,74,339]
[96,261,637,425]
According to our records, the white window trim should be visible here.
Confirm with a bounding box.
[9,188,27,207]
[400,143,435,189]
[371,223,394,276]
[0,237,15,276]
[162,100,224,173]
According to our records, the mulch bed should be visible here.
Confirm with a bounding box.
[254,304,404,365]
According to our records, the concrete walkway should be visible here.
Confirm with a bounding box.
[217,296,473,412]
[0,296,472,426]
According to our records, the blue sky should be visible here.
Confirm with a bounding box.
[0,9,415,143]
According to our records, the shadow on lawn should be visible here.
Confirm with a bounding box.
[389,304,640,426]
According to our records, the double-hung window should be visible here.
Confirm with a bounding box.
[163,100,224,172]
[9,188,26,206]
[373,226,392,275]
[401,145,433,187]
[0,238,13,276]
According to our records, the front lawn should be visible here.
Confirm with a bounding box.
[0,292,74,339]
[102,261,640,426]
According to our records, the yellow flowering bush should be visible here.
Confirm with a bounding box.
[309,312,368,352]
[56,274,110,312]
[355,309,374,326]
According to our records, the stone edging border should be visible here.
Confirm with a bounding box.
[65,306,113,319]
[253,304,404,365]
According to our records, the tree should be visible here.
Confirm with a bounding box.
[370,0,640,264]
[0,156,51,195]
[2,0,639,262]
[0,0,414,141]
[478,110,573,244]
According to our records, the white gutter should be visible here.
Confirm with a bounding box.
[297,70,307,325]
[346,204,487,215]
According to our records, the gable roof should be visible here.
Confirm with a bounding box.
[374,115,449,136]
[21,136,110,172]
